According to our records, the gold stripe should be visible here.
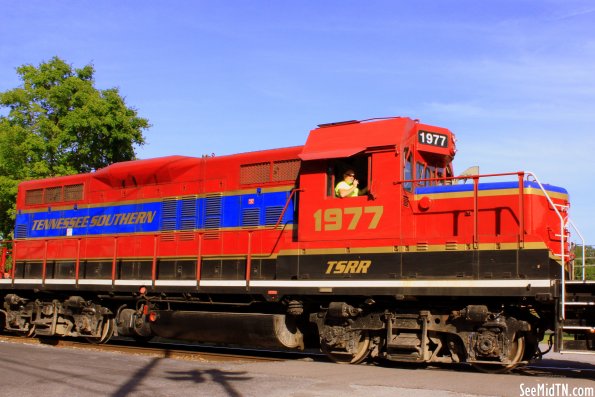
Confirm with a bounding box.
[278,242,548,256]
[415,187,568,201]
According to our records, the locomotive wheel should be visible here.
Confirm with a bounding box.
[320,331,371,364]
[471,335,525,374]
[86,317,115,344]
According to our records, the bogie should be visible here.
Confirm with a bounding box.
[3,294,114,343]
[310,300,539,372]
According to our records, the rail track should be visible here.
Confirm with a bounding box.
[0,334,592,380]
[0,334,299,363]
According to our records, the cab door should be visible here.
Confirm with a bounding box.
[298,150,399,243]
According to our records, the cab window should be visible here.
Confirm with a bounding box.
[416,150,453,187]
[416,162,425,186]
[425,165,434,181]
[327,154,369,198]
[403,148,413,192]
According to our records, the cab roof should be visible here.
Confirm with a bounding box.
[299,117,418,161]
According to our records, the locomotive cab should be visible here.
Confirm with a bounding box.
[296,117,456,243]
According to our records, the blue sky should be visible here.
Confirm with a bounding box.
[1,1,594,244]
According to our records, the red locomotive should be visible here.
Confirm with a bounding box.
[1,116,593,372]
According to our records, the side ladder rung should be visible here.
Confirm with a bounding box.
[561,325,595,331]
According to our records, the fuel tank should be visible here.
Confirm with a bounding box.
[150,311,304,350]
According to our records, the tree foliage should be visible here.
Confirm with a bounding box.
[574,244,595,280]
[0,56,149,238]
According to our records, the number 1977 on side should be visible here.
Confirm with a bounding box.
[313,206,384,232]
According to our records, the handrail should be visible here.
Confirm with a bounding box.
[523,171,584,320]
[5,176,583,313]
[518,172,525,248]
[0,245,7,274]
[75,238,81,285]
[568,219,586,281]
[404,170,548,252]
[522,172,565,318]
[0,240,13,278]
[471,176,480,248]
[407,170,582,320]
[0,188,300,285]
[271,188,302,230]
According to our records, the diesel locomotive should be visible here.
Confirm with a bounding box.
[1,116,593,372]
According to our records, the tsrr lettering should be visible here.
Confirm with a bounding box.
[325,260,372,274]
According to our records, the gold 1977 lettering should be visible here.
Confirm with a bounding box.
[313,206,383,232]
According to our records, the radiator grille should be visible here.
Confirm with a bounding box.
[273,160,300,182]
[25,189,43,205]
[63,184,84,201]
[25,184,84,206]
[44,186,63,203]
[240,162,269,185]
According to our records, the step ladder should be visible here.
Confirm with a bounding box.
[557,280,595,353]
[528,172,595,354]
[556,224,594,354]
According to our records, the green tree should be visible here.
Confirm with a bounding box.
[573,244,595,280]
[0,56,150,238]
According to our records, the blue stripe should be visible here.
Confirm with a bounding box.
[416,180,568,195]
[15,190,294,239]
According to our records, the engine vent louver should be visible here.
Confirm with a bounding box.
[242,208,260,228]
[180,196,198,231]
[15,224,27,239]
[160,196,198,241]
[160,199,177,231]
[204,194,223,239]
[265,206,284,227]
[160,198,177,241]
